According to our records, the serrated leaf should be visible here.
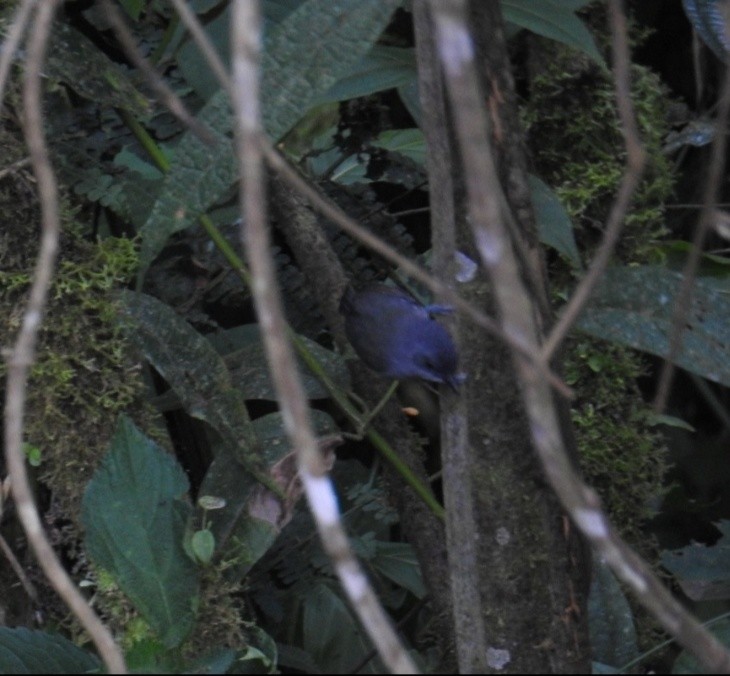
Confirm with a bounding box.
[82,415,199,648]
[208,324,351,400]
[587,554,638,668]
[576,266,730,387]
[528,174,582,269]
[200,410,338,578]
[138,0,401,278]
[502,0,606,67]
[0,628,101,674]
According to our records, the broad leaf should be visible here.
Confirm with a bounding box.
[208,324,351,400]
[82,415,199,648]
[528,174,582,269]
[662,521,730,601]
[119,290,258,454]
[575,266,730,387]
[139,0,401,277]
[300,583,381,673]
[200,410,338,578]
[588,554,638,668]
[0,628,100,674]
[317,46,417,104]
[370,541,426,599]
[682,0,730,59]
[502,0,605,67]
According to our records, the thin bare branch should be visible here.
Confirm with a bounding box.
[229,2,417,672]
[4,2,126,672]
[0,529,39,606]
[0,157,30,181]
[653,60,730,412]
[428,0,730,671]
[540,1,647,362]
[0,0,36,111]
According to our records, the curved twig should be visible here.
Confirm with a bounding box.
[539,1,647,362]
[4,3,126,672]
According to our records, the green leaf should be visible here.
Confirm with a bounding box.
[575,266,730,387]
[119,290,259,455]
[370,541,426,598]
[528,174,582,269]
[587,554,638,668]
[191,529,216,564]
[0,628,101,674]
[300,583,380,673]
[208,324,351,400]
[138,0,401,278]
[317,46,417,104]
[200,410,338,578]
[527,175,583,269]
[502,0,606,67]
[119,0,145,20]
[82,415,199,648]
[372,128,427,166]
[661,521,730,601]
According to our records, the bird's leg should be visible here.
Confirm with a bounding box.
[345,380,400,439]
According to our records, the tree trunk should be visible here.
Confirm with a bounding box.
[414,2,592,672]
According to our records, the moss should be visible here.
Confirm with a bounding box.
[1,221,149,520]
[524,47,675,265]
[566,339,668,546]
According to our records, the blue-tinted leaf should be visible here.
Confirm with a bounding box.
[82,415,199,648]
[502,0,605,67]
[0,628,100,674]
[662,521,730,601]
[588,554,638,667]
[682,0,730,59]
[529,174,582,269]
[576,266,730,387]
